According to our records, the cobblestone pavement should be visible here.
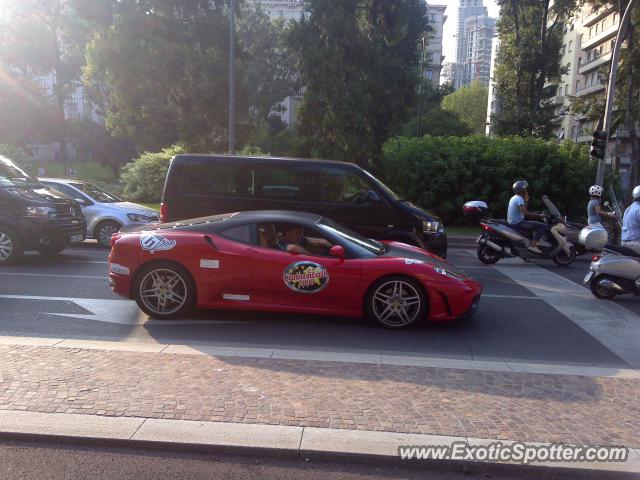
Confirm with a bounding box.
[0,345,638,448]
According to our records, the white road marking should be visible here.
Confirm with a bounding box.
[0,273,105,279]
[495,264,640,368]
[482,294,542,300]
[0,295,253,326]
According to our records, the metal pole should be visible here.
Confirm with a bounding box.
[229,0,236,154]
[416,35,426,137]
[596,0,638,185]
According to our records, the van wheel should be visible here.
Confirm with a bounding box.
[365,276,427,329]
[134,262,196,319]
[0,226,23,265]
[36,242,66,256]
[95,221,121,248]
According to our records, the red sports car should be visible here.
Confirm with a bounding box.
[108,211,481,329]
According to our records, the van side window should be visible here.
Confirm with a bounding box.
[253,165,317,201]
[320,167,378,204]
[181,163,251,197]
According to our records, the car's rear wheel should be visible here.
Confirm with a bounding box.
[365,276,427,329]
[134,262,195,319]
[0,226,23,265]
[95,220,121,248]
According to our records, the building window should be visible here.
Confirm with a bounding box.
[568,40,573,52]
[427,53,434,62]
[430,13,436,22]
[576,80,581,92]
[425,70,433,80]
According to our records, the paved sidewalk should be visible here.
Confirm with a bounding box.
[0,344,638,450]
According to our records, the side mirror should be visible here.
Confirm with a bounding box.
[604,201,611,208]
[329,245,345,259]
[365,190,382,204]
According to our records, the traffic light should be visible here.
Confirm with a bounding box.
[590,130,607,159]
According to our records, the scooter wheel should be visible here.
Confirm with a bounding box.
[552,247,576,267]
[589,275,617,300]
[477,244,500,264]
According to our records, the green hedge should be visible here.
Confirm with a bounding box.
[379,135,613,225]
[120,144,185,202]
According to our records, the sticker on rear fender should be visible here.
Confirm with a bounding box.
[140,234,176,252]
[283,261,329,293]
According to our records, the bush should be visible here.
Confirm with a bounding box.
[379,135,616,225]
[120,144,185,202]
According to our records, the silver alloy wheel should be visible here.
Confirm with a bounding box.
[98,223,119,247]
[0,231,13,261]
[139,268,188,316]
[371,280,422,327]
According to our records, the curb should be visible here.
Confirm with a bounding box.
[0,410,637,478]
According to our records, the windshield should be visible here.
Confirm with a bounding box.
[360,168,401,201]
[70,182,121,203]
[318,218,385,255]
[0,156,38,186]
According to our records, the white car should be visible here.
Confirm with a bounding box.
[39,178,159,248]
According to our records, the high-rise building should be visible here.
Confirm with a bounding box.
[423,4,448,87]
[454,0,495,88]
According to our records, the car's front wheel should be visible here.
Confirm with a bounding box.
[134,262,196,319]
[95,220,121,248]
[365,276,427,329]
[0,226,23,265]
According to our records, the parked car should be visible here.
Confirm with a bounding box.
[0,156,85,264]
[39,178,159,248]
[159,155,448,258]
[109,211,480,329]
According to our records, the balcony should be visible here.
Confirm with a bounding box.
[576,83,605,97]
[582,4,615,28]
[581,23,618,50]
[551,95,565,106]
[578,51,611,74]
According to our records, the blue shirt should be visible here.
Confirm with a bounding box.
[507,195,525,224]
[622,202,640,242]
[587,199,602,226]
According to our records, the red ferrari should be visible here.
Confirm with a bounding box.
[108,211,481,329]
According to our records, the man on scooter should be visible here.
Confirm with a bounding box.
[621,185,640,254]
[507,180,547,254]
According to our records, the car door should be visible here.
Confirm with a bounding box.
[318,166,394,239]
[247,223,363,315]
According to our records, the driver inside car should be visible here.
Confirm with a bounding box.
[277,224,332,255]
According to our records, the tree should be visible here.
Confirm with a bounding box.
[289,0,428,166]
[492,0,576,138]
[83,1,299,153]
[442,81,489,134]
[0,0,91,163]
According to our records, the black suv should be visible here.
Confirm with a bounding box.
[160,155,447,257]
[0,155,86,264]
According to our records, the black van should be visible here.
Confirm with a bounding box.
[161,155,447,257]
[0,155,86,264]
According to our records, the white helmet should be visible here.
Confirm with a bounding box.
[589,185,603,197]
[633,185,640,200]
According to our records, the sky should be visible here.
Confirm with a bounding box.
[437,0,500,64]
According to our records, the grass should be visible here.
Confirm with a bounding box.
[139,203,161,212]
[445,225,481,237]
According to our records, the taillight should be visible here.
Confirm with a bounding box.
[481,223,492,232]
[160,202,167,223]
[591,255,601,262]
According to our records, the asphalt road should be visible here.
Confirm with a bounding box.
[0,440,615,480]
[0,242,636,367]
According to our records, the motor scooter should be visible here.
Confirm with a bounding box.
[463,200,576,266]
[585,243,640,299]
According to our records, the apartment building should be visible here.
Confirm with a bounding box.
[423,4,448,87]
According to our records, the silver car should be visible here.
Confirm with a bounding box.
[39,178,159,248]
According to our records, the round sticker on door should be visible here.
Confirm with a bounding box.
[283,261,329,293]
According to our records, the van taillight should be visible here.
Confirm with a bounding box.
[160,202,167,223]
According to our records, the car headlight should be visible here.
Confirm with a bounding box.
[423,220,444,234]
[25,206,55,217]
[433,266,465,280]
[127,213,153,223]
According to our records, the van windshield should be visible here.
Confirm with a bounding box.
[0,156,38,187]
[360,168,401,201]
